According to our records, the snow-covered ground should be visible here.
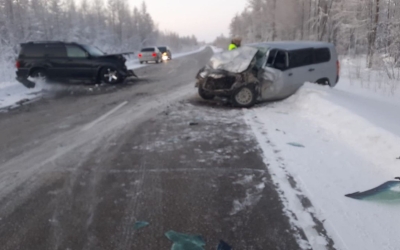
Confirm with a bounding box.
[0,47,207,110]
[245,80,400,249]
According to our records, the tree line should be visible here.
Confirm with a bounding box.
[0,0,198,65]
[224,0,400,68]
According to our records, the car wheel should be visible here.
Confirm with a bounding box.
[30,69,47,82]
[198,87,215,100]
[232,85,257,108]
[316,78,330,85]
[140,61,143,64]
[100,67,121,84]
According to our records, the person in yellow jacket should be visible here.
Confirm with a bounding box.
[228,37,242,50]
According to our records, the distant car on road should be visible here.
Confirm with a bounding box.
[158,46,172,61]
[138,47,162,64]
[15,41,136,87]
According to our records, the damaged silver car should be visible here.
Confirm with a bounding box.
[195,42,339,107]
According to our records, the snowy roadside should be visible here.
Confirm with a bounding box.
[0,47,207,110]
[244,83,400,250]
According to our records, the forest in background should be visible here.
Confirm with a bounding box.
[215,0,400,73]
[0,0,198,78]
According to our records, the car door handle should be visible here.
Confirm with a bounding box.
[308,68,315,72]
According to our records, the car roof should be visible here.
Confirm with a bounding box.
[21,41,82,46]
[248,41,334,50]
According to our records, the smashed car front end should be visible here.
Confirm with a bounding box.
[195,46,266,99]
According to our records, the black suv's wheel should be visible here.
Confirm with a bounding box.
[232,85,257,108]
[30,69,47,81]
[198,87,215,100]
[100,67,122,84]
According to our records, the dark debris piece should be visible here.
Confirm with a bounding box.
[217,240,232,250]
[287,142,305,148]
[134,221,149,230]
[189,122,199,126]
[165,230,205,250]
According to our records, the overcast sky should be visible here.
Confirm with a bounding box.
[131,0,247,42]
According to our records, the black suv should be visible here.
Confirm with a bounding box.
[16,41,136,87]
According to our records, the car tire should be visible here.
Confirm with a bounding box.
[100,66,122,84]
[316,78,330,85]
[30,69,47,83]
[140,61,143,64]
[231,85,257,108]
[198,87,215,100]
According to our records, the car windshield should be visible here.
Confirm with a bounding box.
[82,45,105,56]
[158,47,167,53]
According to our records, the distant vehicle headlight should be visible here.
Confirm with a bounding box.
[162,53,169,61]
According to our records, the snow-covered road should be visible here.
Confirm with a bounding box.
[245,81,400,250]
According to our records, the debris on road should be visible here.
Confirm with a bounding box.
[217,240,232,250]
[287,142,305,148]
[165,230,205,250]
[345,178,400,201]
[189,122,199,126]
[134,221,149,230]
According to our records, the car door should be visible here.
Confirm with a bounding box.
[288,48,315,85]
[65,45,94,79]
[44,44,68,79]
[261,49,294,100]
[312,47,333,84]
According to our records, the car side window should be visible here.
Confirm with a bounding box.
[314,48,331,64]
[289,48,313,68]
[266,49,278,66]
[274,50,288,70]
[21,45,46,58]
[46,45,67,58]
[66,45,87,58]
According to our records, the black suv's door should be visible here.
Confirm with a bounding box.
[65,45,95,79]
[44,44,68,79]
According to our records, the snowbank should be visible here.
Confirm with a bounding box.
[245,83,400,250]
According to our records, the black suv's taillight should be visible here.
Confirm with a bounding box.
[15,60,21,69]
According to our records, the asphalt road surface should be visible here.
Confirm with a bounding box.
[0,48,315,249]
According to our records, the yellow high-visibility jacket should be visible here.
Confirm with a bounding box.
[228,43,237,51]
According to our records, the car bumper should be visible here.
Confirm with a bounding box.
[139,56,159,61]
[16,76,35,88]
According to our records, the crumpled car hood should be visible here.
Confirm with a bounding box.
[207,46,259,73]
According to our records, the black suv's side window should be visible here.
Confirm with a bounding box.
[289,48,313,69]
[46,45,67,58]
[314,48,331,64]
[21,45,46,58]
[66,45,87,58]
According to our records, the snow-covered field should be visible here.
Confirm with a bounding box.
[0,47,206,110]
[245,80,400,249]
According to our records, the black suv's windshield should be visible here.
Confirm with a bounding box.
[158,47,167,53]
[82,45,105,56]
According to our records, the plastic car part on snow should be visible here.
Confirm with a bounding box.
[345,178,400,201]
[165,230,206,250]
